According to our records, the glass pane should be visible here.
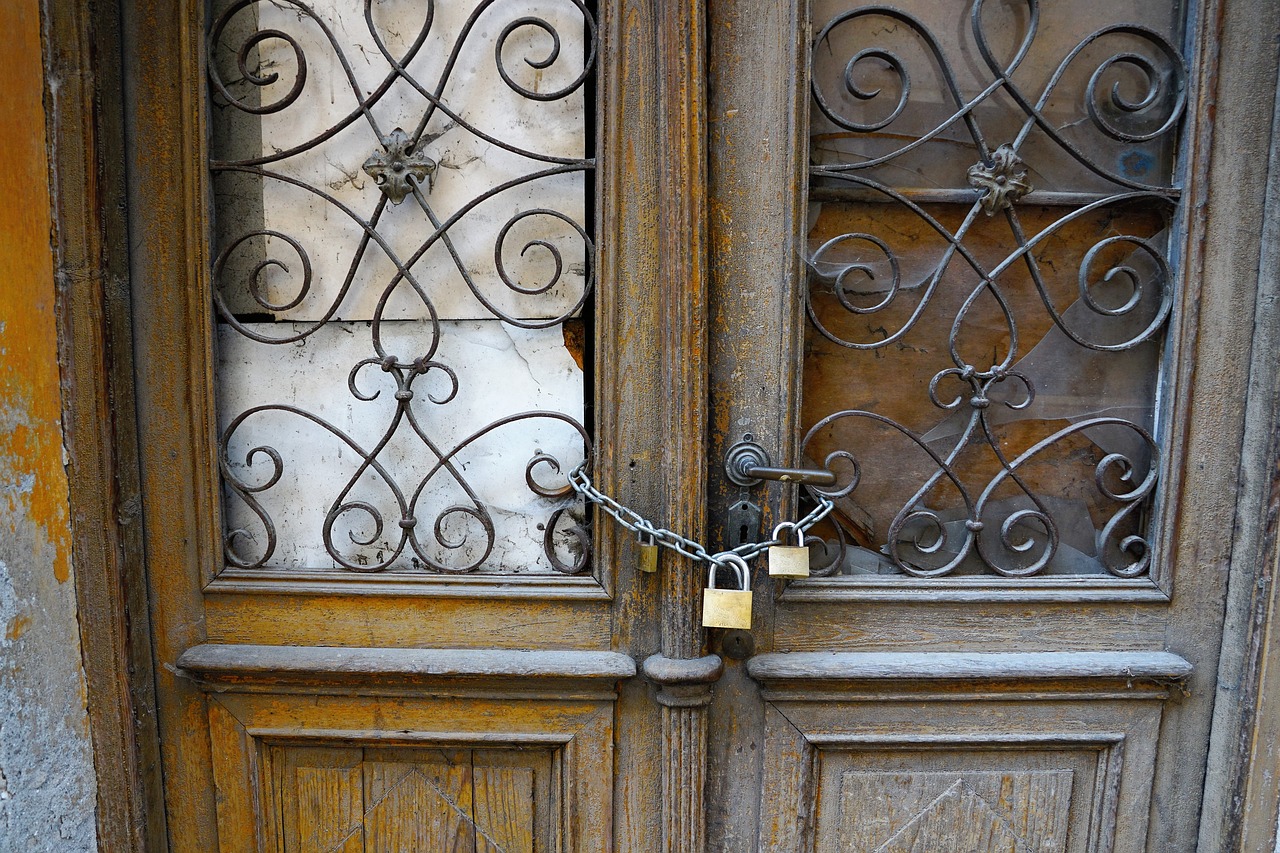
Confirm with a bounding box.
[208,0,595,574]
[803,0,1187,578]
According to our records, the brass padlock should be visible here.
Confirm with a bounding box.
[768,522,810,578]
[702,553,753,630]
[638,530,659,574]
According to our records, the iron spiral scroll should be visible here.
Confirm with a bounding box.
[208,0,597,574]
[802,0,1186,579]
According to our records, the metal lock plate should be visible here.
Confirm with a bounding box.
[727,499,762,547]
[720,629,755,660]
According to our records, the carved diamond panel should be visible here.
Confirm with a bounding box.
[833,770,1072,853]
[205,689,618,852]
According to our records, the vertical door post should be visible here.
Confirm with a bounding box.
[653,0,719,847]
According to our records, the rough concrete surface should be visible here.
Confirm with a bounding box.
[0,0,100,848]
[0,526,98,851]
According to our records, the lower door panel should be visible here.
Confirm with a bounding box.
[181,645,635,852]
[750,651,1190,852]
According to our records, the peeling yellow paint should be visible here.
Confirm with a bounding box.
[0,3,99,846]
[0,0,72,586]
[6,613,31,641]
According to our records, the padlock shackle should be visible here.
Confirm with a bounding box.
[771,521,807,548]
[707,552,750,591]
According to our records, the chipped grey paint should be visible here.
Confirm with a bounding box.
[0,0,99,845]
[0,416,99,852]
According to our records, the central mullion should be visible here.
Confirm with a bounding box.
[656,0,713,661]
[651,0,718,850]
[701,0,814,846]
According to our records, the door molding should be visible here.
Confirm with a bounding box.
[1199,8,1280,848]
[649,0,726,846]
[44,0,162,849]
[178,644,637,695]
[752,651,1194,852]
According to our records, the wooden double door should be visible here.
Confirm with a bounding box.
[119,0,1274,849]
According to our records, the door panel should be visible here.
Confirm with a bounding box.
[750,652,1189,851]
[705,0,1244,850]
[123,0,663,847]
[195,655,620,852]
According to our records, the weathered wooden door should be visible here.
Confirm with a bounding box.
[120,0,1271,848]
[125,0,658,849]
[698,0,1270,849]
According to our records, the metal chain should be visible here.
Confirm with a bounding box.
[568,464,834,567]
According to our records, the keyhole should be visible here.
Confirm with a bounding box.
[738,523,749,545]
[722,630,754,660]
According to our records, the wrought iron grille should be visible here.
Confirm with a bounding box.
[208,0,596,574]
[802,0,1187,578]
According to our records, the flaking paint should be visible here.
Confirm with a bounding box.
[0,0,99,848]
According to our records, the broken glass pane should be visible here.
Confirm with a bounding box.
[208,0,595,574]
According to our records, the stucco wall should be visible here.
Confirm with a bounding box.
[0,0,99,848]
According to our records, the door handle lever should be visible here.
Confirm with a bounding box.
[739,465,836,486]
[724,436,835,487]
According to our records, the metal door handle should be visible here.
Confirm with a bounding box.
[739,465,836,486]
[724,437,835,487]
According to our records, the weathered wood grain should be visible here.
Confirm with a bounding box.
[761,687,1164,853]
[121,0,224,844]
[772,600,1168,653]
[179,644,636,690]
[43,0,162,847]
[286,748,364,853]
[830,770,1072,853]
[656,0,712,661]
[472,757,536,852]
[747,651,1192,684]
[207,692,607,851]
[1198,5,1280,849]
[201,593,613,650]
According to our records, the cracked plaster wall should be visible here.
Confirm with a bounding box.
[0,0,99,848]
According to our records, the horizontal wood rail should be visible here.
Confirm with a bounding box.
[748,651,1192,684]
[178,644,637,694]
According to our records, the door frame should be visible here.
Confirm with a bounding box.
[43,0,165,849]
[38,0,1280,851]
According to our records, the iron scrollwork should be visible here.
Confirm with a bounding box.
[208,0,597,574]
[804,0,1186,579]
